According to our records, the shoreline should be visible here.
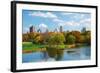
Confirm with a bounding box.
[23,44,90,54]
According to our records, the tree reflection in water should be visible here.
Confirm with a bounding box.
[46,47,64,61]
[56,49,64,61]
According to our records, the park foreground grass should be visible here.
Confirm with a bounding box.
[22,42,46,53]
[22,42,85,53]
[22,42,68,53]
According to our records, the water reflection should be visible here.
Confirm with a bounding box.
[46,47,64,61]
[56,50,64,61]
[22,46,91,63]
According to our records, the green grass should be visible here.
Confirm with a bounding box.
[22,42,77,52]
[47,45,67,49]
[22,42,46,51]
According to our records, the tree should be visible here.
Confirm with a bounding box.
[33,34,43,44]
[22,34,29,42]
[70,31,81,43]
[81,31,91,45]
[48,33,65,45]
[66,35,76,44]
[63,31,69,44]
[27,32,40,43]
[46,33,65,58]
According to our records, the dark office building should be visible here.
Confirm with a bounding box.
[60,26,63,32]
[37,28,41,33]
[29,26,35,33]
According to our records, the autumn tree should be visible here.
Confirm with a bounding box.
[66,34,76,44]
[46,33,65,58]
[33,34,44,44]
[22,34,29,42]
[82,31,91,45]
[69,31,82,43]
[48,33,65,45]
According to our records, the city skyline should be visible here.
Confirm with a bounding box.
[28,25,63,33]
[22,10,91,33]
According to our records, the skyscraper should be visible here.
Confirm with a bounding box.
[60,26,63,32]
[45,28,49,33]
[37,28,41,33]
[81,27,86,33]
[54,28,59,32]
[29,26,35,33]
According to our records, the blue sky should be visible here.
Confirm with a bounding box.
[22,10,91,33]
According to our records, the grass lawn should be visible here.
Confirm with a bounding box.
[23,42,68,51]
[22,42,81,53]
[22,42,46,51]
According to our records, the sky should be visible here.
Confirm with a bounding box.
[22,10,91,33]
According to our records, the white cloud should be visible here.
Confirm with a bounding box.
[53,18,64,23]
[80,18,91,25]
[62,12,88,20]
[61,12,74,16]
[46,12,57,18]
[38,23,48,33]
[23,27,29,33]
[53,18,80,26]
[65,21,80,26]
[58,23,66,26]
[53,14,91,27]
[64,18,91,27]
[29,11,57,18]
[80,18,91,30]
[29,24,33,27]
[39,23,48,29]
[72,14,87,20]
[57,21,80,27]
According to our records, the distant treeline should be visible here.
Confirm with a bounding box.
[23,30,91,45]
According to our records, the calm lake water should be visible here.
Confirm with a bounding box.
[22,46,91,63]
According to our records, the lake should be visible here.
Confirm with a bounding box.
[22,46,91,63]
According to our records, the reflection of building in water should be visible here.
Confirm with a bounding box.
[42,51,49,61]
[29,26,35,33]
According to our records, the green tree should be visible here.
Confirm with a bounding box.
[66,35,76,44]
[48,33,65,45]
[81,31,91,45]
[46,33,65,58]
[28,32,41,43]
